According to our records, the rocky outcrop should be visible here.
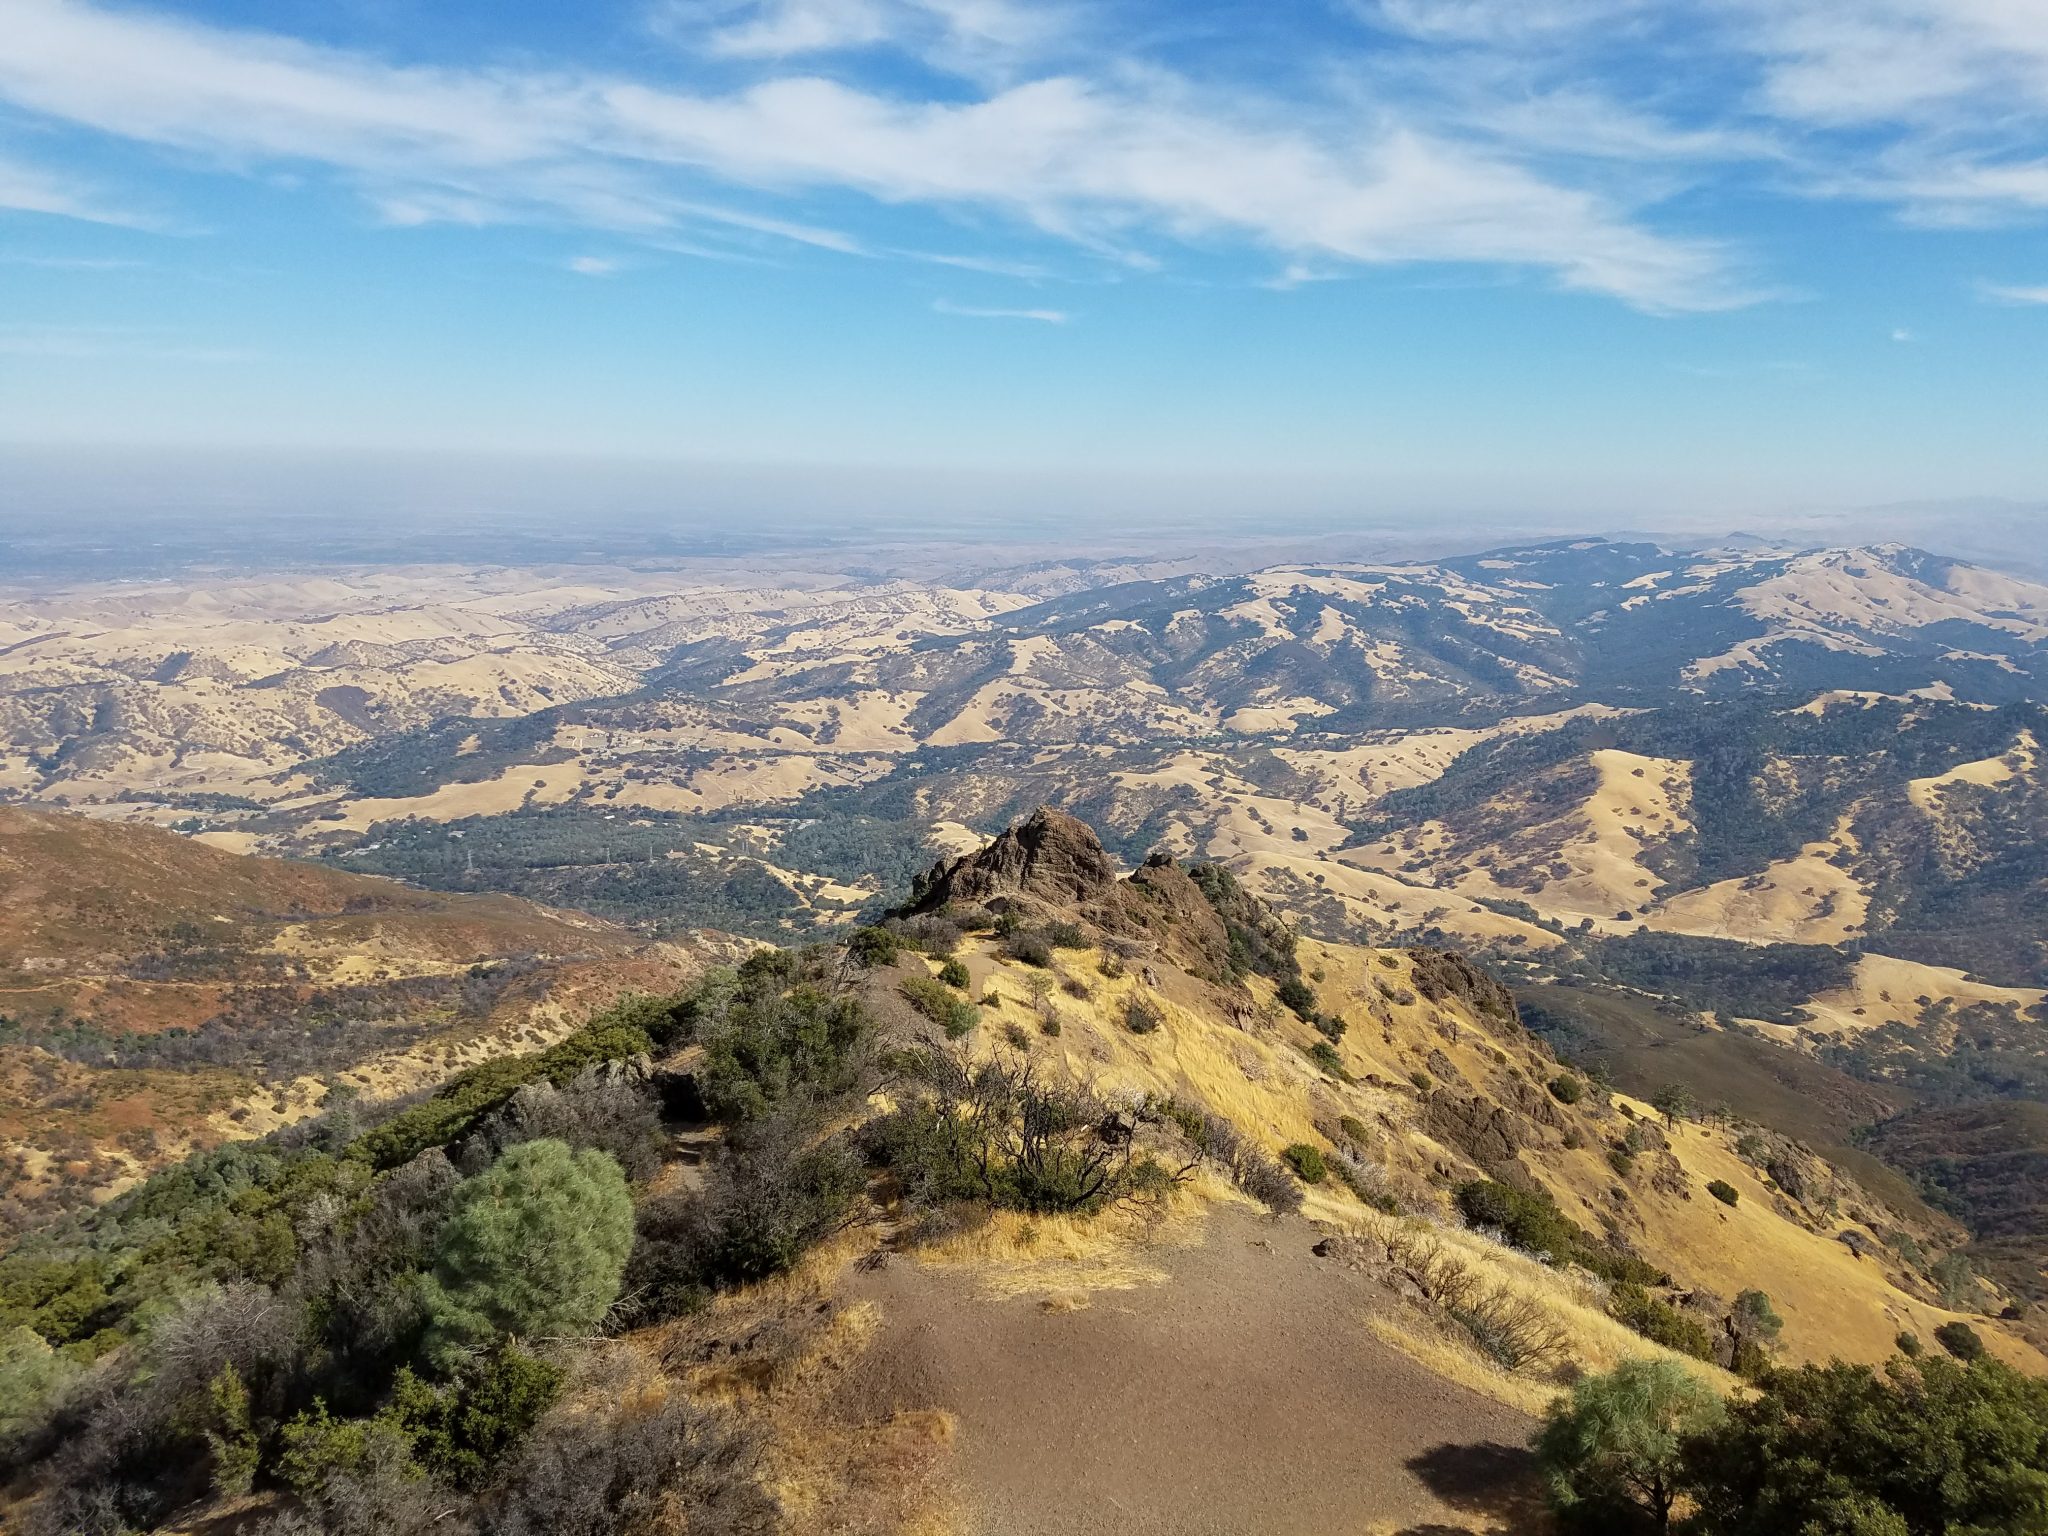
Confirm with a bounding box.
[908,806,1123,915]
[904,809,1296,989]
[1407,948,1517,1027]
[1425,1091,1523,1173]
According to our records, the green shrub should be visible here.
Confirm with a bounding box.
[1276,977,1318,1021]
[1683,1352,2048,1535]
[1609,1282,1716,1361]
[1308,1040,1347,1077]
[901,973,979,1038]
[1457,1179,1663,1285]
[1002,931,1053,967]
[1609,1148,1637,1177]
[1124,997,1164,1034]
[1735,1132,1768,1162]
[1046,921,1087,950]
[865,1058,1142,1216]
[846,926,908,967]
[698,983,873,1120]
[420,1139,634,1370]
[1409,1070,1433,1091]
[1934,1321,1985,1361]
[1338,1115,1370,1145]
[937,957,971,990]
[1536,1357,1722,1534]
[1282,1144,1327,1184]
[1707,1180,1740,1207]
[0,1325,79,1436]
[1548,1074,1584,1105]
[204,1364,260,1499]
[1002,1022,1031,1050]
[1313,1013,1347,1042]
[1896,1329,1923,1357]
[387,1347,562,1489]
[349,1016,656,1170]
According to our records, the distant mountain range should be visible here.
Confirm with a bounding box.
[7,536,2048,1310]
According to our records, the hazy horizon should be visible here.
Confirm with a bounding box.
[3,0,2047,525]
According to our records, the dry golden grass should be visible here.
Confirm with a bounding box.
[911,1169,1242,1303]
[1338,1207,1740,1414]
[638,1229,966,1536]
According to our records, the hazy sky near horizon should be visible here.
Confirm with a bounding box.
[2,0,2047,515]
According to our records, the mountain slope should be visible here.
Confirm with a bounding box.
[0,807,723,1238]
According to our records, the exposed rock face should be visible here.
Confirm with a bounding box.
[1503,1075,1568,1132]
[1407,948,1517,1026]
[905,808,1271,983]
[1766,1154,1810,1203]
[1425,1091,1523,1172]
[1126,854,1240,982]
[908,806,1123,914]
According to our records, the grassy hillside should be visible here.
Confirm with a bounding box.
[7,811,2035,1536]
[0,807,718,1239]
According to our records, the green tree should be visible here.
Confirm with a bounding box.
[1728,1290,1784,1379]
[0,1325,78,1437]
[1683,1353,2048,1536]
[1652,1083,1697,1129]
[1535,1357,1723,1534]
[419,1139,633,1370]
[205,1363,261,1498]
[1932,1252,1981,1312]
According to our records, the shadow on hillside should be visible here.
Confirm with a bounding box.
[1402,1439,1550,1533]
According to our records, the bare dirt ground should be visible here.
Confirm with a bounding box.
[839,1204,1543,1536]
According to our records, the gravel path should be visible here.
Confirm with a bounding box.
[841,1205,1545,1535]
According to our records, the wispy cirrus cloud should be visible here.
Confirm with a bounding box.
[933,296,1067,322]
[1982,281,2048,306]
[655,0,1063,75]
[0,0,1762,311]
[0,322,254,360]
[1355,0,2048,227]
[0,251,145,269]
[0,149,152,227]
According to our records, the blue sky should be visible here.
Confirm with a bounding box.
[2,0,2046,520]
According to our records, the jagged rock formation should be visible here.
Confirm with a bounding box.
[1408,947,1518,1026]
[908,806,1123,915]
[906,807,1304,987]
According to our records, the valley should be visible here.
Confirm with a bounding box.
[7,534,2048,1532]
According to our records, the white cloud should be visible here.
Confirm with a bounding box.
[1890,327,1915,342]
[0,252,144,269]
[1982,281,2048,305]
[654,0,1060,74]
[0,149,149,226]
[933,296,1067,321]
[601,75,1747,309]
[1362,0,1645,45]
[567,254,623,275]
[0,323,253,360]
[0,0,1751,309]
[1735,0,2048,128]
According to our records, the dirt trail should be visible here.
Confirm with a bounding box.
[841,1205,1543,1536]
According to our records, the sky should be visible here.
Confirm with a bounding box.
[1,0,2047,523]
